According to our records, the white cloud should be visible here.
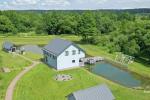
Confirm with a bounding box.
[76,0,108,4]
[0,0,70,6]
[0,0,150,10]
[41,0,70,6]
[10,0,39,5]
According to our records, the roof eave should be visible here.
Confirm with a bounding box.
[42,48,58,56]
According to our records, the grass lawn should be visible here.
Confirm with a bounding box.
[0,51,31,99]
[0,51,31,100]
[14,64,150,100]
[24,52,43,61]
[0,35,149,100]
[79,44,150,77]
[1,35,149,77]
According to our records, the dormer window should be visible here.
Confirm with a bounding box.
[72,50,76,55]
[65,51,69,56]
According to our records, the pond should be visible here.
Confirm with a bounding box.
[87,62,142,88]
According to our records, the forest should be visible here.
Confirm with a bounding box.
[0,10,150,61]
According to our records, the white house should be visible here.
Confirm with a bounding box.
[42,38,85,70]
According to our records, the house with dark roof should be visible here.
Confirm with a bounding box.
[42,38,85,70]
[2,41,16,52]
[68,84,115,100]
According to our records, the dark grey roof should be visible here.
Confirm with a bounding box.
[69,84,115,100]
[3,41,14,50]
[43,38,85,56]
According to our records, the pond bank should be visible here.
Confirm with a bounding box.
[85,61,150,90]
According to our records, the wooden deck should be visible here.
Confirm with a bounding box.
[81,57,104,65]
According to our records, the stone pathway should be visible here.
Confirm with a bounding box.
[5,55,40,100]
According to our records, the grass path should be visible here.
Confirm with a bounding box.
[5,55,40,100]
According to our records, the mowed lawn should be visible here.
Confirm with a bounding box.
[14,64,150,100]
[0,35,149,100]
[0,51,31,100]
[0,35,149,77]
[0,38,31,100]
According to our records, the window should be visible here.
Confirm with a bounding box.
[53,55,56,59]
[78,50,81,54]
[65,51,69,56]
[72,60,75,63]
[79,59,82,62]
[45,56,48,62]
[44,51,46,54]
[72,50,76,55]
[49,53,51,57]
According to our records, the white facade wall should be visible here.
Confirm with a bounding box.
[57,45,85,70]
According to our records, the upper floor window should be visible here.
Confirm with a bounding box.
[65,51,69,56]
[72,50,76,55]
[78,50,81,54]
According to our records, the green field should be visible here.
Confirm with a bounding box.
[14,64,150,100]
[0,35,150,100]
[0,51,31,100]
[0,37,32,100]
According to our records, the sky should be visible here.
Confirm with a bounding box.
[0,0,150,10]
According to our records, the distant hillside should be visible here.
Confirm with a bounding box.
[14,8,150,14]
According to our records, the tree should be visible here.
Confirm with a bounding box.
[78,12,99,43]
[42,13,60,35]
[95,14,116,34]
[58,15,77,34]
[3,11,38,33]
[0,15,16,34]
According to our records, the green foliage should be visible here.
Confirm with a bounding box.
[0,55,2,66]
[0,10,149,60]
[78,12,99,43]
[0,15,16,34]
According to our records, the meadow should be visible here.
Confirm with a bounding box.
[0,35,150,100]
[13,64,150,100]
[0,51,31,100]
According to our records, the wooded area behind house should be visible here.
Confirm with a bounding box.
[0,10,150,61]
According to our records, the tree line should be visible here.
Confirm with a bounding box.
[0,10,150,60]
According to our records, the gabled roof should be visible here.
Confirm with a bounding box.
[3,41,14,50]
[68,84,115,100]
[43,38,85,56]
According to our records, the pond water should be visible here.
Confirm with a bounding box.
[88,62,141,88]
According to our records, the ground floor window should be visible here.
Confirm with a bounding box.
[45,56,48,62]
[72,60,75,63]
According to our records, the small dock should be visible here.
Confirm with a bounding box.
[81,57,104,64]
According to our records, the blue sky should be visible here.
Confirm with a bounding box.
[0,0,150,10]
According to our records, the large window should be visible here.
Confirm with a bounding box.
[72,50,76,55]
[65,51,69,56]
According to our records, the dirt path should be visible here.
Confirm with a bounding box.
[5,55,40,100]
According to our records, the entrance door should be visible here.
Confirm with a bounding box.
[79,58,84,66]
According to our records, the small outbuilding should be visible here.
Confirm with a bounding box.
[2,41,16,52]
[68,84,115,100]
